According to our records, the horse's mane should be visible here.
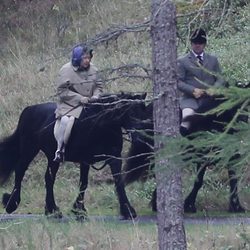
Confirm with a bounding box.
[78,92,146,123]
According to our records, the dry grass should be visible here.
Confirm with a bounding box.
[0,218,158,250]
[0,218,250,249]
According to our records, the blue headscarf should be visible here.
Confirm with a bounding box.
[71,45,93,68]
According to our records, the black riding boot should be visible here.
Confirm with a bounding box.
[180,126,190,137]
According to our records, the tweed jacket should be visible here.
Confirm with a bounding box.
[55,62,103,118]
[177,51,225,110]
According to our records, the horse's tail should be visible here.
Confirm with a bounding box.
[123,131,154,185]
[0,107,34,185]
[0,127,20,184]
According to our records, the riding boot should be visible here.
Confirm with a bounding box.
[180,126,190,137]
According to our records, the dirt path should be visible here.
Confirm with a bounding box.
[1,214,250,225]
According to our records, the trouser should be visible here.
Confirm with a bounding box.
[54,115,75,153]
[180,108,195,137]
[180,108,195,129]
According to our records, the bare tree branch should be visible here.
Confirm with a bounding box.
[84,20,151,47]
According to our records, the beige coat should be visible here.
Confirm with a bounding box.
[55,62,103,118]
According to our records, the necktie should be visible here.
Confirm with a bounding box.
[197,55,203,65]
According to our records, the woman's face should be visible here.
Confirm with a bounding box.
[191,42,206,55]
[80,54,91,69]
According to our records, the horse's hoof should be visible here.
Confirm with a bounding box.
[119,211,137,220]
[119,215,137,220]
[150,189,157,212]
[120,204,137,220]
[76,214,88,222]
[120,210,137,220]
[71,201,88,219]
[152,206,157,212]
[71,208,88,222]
[46,211,63,219]
[228,204,246,213]
[150,200,157,212]
[2,193,11,208]
[2,193,19,214]
[45,206,63,218]
[184,204,197,213]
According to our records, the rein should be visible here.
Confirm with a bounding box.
[37,95,145,134]
[90,161,108,171]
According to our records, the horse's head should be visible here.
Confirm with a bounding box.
[78,92,147,130]
[184,81,250,134]
[115,92,148,131]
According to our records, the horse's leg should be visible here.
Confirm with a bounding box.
[2,148,39,214]
[109,158,137,220]
[228,169,245,213]
[44,160,62,217]
[71,162,90,219]
[184,164,206,213]
[150,188,157,212]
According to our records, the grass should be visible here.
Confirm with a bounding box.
[186,223,250,250]
[0,218,158,250]
[0,216,250,249]
[1,161,250,217]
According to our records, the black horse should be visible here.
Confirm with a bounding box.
[0,93,147,220]
[124,91,248,213]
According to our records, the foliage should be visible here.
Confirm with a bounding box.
[0,218,249,249]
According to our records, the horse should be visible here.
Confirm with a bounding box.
[0,92,147,220]
[123,88,248,213]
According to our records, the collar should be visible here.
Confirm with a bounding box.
[192,50,204,59]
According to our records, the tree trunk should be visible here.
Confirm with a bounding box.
[150,1,187,249]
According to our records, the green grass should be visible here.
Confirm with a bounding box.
[0,217,250,250]
[186,223,250,250]
[1,163,250,217]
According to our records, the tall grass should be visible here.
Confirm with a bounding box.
[0,218,158,250]
[0,218,249,249]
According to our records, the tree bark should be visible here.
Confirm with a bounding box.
[151,0,187,249]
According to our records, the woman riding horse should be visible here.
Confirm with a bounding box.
[0,93,146,220]
[54,45,103,163]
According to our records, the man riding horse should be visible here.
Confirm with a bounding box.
[177,28,226,136]
[54,45,103,162]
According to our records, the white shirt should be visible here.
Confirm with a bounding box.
[192,51,204,61]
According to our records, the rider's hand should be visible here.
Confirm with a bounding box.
[193,88,206,99]
[80,97,89,104]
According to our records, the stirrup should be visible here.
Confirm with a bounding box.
[53,150,64,163]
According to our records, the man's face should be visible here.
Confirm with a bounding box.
[80,54,91,69]
[191,42,206,55]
